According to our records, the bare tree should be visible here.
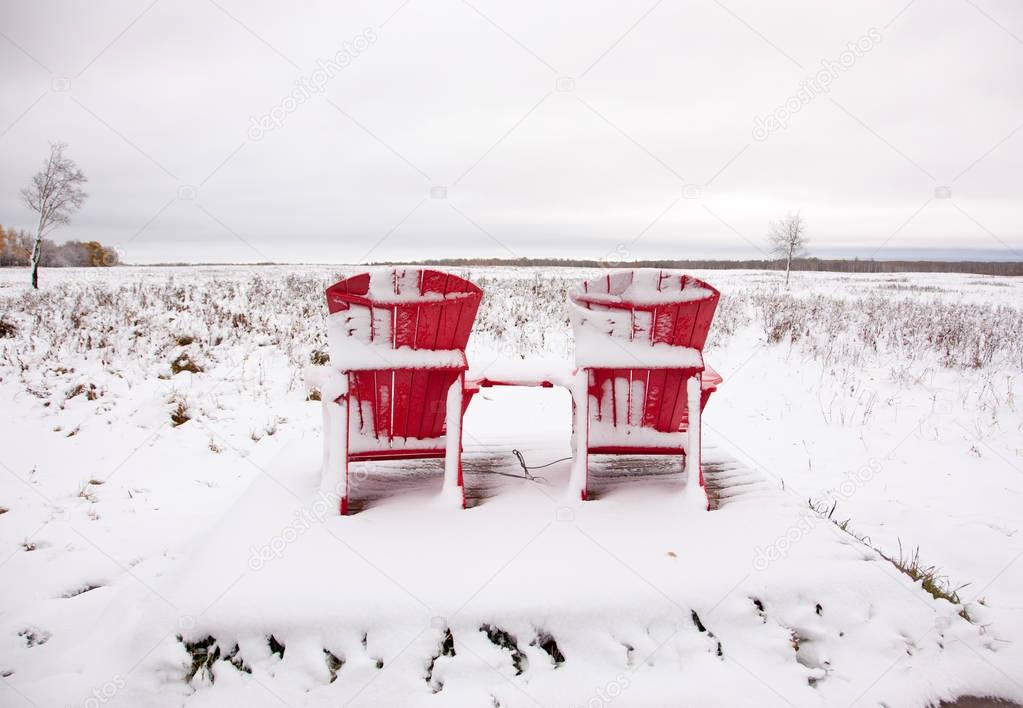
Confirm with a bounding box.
[768,211,808,287]
[20,142,88,289]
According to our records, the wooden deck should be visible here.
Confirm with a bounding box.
[343,443,767,513]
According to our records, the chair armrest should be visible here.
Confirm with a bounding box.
[303,365,348,401]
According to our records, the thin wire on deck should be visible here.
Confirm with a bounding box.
[486,449,572,485]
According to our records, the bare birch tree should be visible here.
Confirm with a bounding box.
[21,142,88,289]
[768,211,808,287]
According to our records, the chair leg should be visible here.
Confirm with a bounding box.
[444,373,465,508]
[581,448,589,501]
[342,390,351,515]
[339,478,349,515]
[323,384,351,516]
[570,369,590,501]
[686,373,707,509]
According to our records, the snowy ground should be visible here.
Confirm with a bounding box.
[1,265,1022,707]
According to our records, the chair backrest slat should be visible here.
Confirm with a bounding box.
[691,299,717,350]
[390,369,414,438]
[351,371,373,435]
[415,303,443,350]
[421,369,450,437]
[657,369,684,431]
[393,304,416,349]
[436,275,464,351]
[374,370,391,439]
[671,302,699,347]
[406,369,430,439]
[642,369,667,428]
[421,269,449,295]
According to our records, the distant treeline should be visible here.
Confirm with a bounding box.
[373,257,1023,277]
[0,224,120,267]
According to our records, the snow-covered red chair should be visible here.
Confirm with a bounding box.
[567,270,722,508]
[313,268,483,514]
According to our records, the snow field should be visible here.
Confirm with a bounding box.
[0,265,1021,707]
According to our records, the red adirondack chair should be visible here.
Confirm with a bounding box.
[320,268,483,514]
[567,270,722,506]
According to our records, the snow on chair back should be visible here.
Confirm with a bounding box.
[326,269,480,443]
[571,270,718,355]
[321,268,483,514]
[568,269,721,507]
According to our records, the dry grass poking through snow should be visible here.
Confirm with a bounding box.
[810,498,972,620]
[0,268,1019,415]
[753,288,1023,370]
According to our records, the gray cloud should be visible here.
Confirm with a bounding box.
[1,0,1021,263]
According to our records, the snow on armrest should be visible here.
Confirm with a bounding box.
[303,365,348,401]
[328,339,467,371]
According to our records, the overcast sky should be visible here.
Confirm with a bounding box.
[1,0,1021,264]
